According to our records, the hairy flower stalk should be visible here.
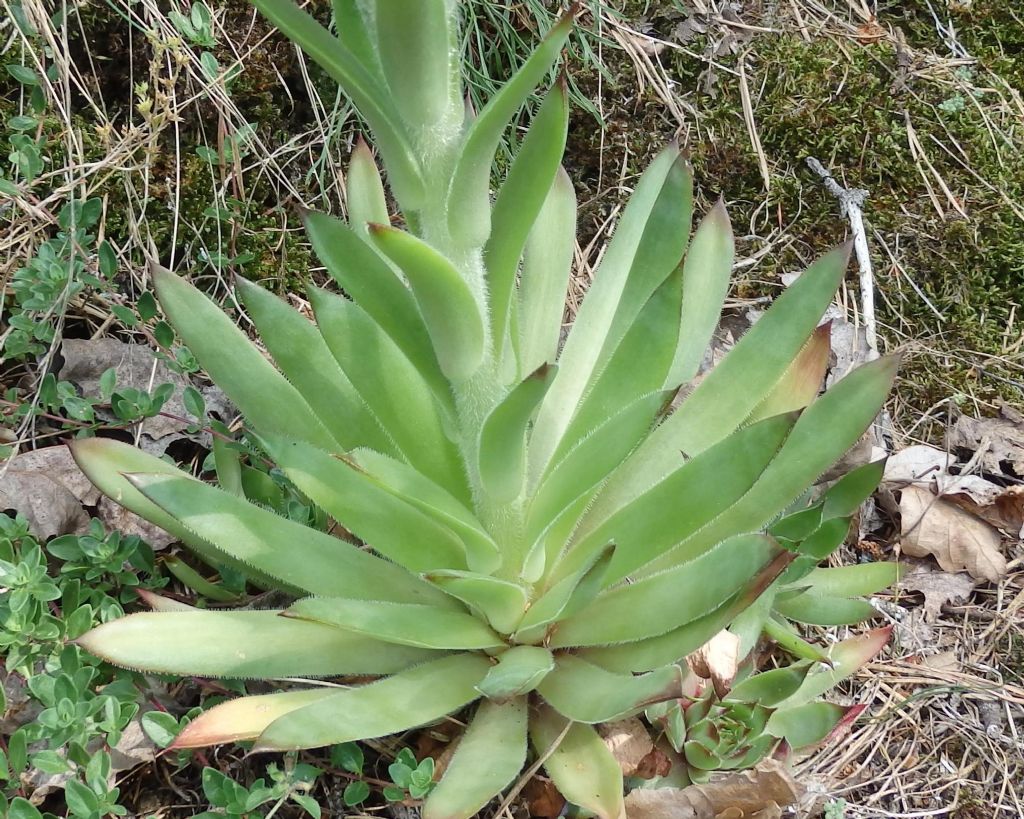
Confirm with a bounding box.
[72,2,899,816]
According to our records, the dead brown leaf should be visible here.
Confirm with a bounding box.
[900,485,1007,582]
[523,776,566,819]
[900,564,976,621]
[948,404,1024,479]
[600,718,654,778]
[944,484,1024,539]
[687,630,739,698]
[624,760,802,819]
[0,446,92,538]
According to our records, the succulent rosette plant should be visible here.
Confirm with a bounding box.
[71,1,897,816]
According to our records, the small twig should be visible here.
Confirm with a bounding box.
[806,156,878,359]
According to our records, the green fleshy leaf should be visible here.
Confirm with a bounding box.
[446,9,576,247]
[346,138,390,230]
[368,225,485,382]
[303,212,449,403]
[725,664,811,707]
[77,610,434,678]
[255,654,490,751]
[666,200,733,384]
[235,275,393,453]
[69,438,284,590]
[375,0,453,130]
[565,411,797,586]
[538,656,682,723]
[475,646,554,699]
[597,245,852,515]
[643,355,899,576]
[349,449,499,573]
[124,471,451,605]
[478,364,557,502]
[310,287,466,494]
[766,701,847,749]
[518,167,577,377]
[423,699,528,819]
[152,266,336,451]
[530,705,625,819]
[550,534,779,647]
[425,571,528,634]
[285,597,504,649]
[745,322,830,423]
[772,592,878,626]
[515,545,614,642]
[777,627,892,709]
[486,78,569,350]
[530,146,685,478]
[263,436,468,573]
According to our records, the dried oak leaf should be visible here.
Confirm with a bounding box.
[948,404,1024,478]
[523,776,566,819]
[687,629,740,698]
[625,759,801,819]
[599,717,654,778]
[944,484,1024,539]
[899,564,975,621]
[0,446,93,538]
[900,485,1006,582]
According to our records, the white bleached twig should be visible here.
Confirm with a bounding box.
[806,156,878,360]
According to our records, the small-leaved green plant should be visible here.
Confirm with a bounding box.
[72,1,898,815]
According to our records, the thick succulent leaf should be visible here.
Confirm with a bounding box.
[285,597,504,649]
[262,436,467,573]
[135,589,195,612]
[550,534,780,647]
[211,426,243,496]
[77,610,434,678]
[425,571,528,635]
[565,411,797,586]
[173,689,338,748]
[514,545,614,641]
[423,699,528,819]
[527,390,672,558]
[476,646,554,699]
[478,364,557,502]
[249,0,425,207]
[303,212,449,403]
[124,471,451,606]
[333,0,377,73]
[785,563,900,598]
[234,276,391,453]
[538,656,683,723]
[446,8,576,247]
[746,322,830,423]
[666,200,733,385]
[763,616,832,663]
[152,267,336,451]
[822,458,887,519]
[643,355,899,576]
[349,449,499,573]
[69,439,283,589]
[530,706,626,819]
[530,147,686,478]
[773,592,878,626]
[789,516,851,560]
[486,78,569,348]
[346,138,391,230]
[725,664,811,707]
[367,225,485,381]
[777,626,892,709]
[579,553,793,672]
[376,0,453,129]
[310,287,466,493]
[560,267,683,454]
[595,245,852,511]
[518,167,577,377]
[766,702,847,749]
[254,653,490,751]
